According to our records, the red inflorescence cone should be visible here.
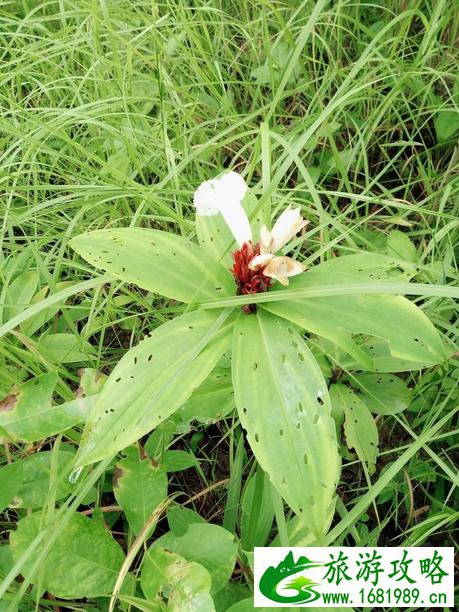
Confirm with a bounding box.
[231,242,271,313]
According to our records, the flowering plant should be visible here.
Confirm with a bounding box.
[70,171,446,539]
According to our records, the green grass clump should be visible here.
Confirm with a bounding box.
[0,0,457,610]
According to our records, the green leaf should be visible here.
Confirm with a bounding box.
[240,468,274,550]
[264,291,445,368]
[330,384,379,474]
[173,367,235,433]
[386,230,416,262]
[232,309,340,538]
[213,585,251,612]
[0,373,95,442]
[70,228,234,303]
[435,110,459,143]
[141,546,214,610]
[197,192,264,267]
[152,523,238,595]
[75,309,233,467]
[2,270,39,323]
[0,462,23,512]
[37,333,94,363]
[303,252,415,280]
[338,338,434,372]
[20,282,70,336]
[263,253,444,368]
[10,511,125,598]
[162,450,198,472]
[167,507,206,536]
[7,450,75,508]
[350,373,411,415]
[113,446,167,534]
[0,544,13,579]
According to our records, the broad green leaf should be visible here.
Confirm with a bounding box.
[264,253,445,368]
[75,309,233,467]
[0,373,95,442]
[435,109,459,142]
[153,523,238,595]
[163,450,198,472]
[240,468,274,550]
[350,373,412,415]
[386,230,416,262]
[0,462,23,512]
[70,228,234,303]
[232,309,340,538]
[2,270,39,323]
[141,546,214,611]
[174,367,235,433]
[0,545,13,579]
[76,367,107,396]
[264,293,445,368]
[213,583,251,611]
[37,332,94,363]
[167,507,206,536]
[330,384,379,474]
[113,446,167,534]
[143,367,234,451]
[226,599,276,612]
[7,450,75,508]
[303,252,415,280]
[10,511,124,599]
[339,338,434,372]
[197,192,264,266]
[20,281,71,336]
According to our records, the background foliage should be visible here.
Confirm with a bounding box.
[0,0,457,610]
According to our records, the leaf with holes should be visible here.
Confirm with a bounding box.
[350,373,412,415]
[151,522,237,595]
[330,384,379,474]
[173,366,235,432]
[0,373,95,443]
[113,445,167,534]
[264,279,445,368]
[10,511,124,599]
[197,192,264,266]
[75,309,234,467]
[141,546,214,610]
[232,309,340,539]
[338,338,435,372]
[70,228,234,303]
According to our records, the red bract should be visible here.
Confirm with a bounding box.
[231,242,271,312]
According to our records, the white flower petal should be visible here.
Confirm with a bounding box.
[193,178,221,216]
[248,253,274,271]
[262,256,306,285]
[193,171,251,246]
[260,225,273,254]
[218,171,248,201]
[270,206,308,253]
[220,199,252,247]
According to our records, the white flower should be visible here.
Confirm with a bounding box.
[193,171,307,288]
[262,256,306,286]
[193,171,251,247]
[250,206,307,286]
[260,206,308,254]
